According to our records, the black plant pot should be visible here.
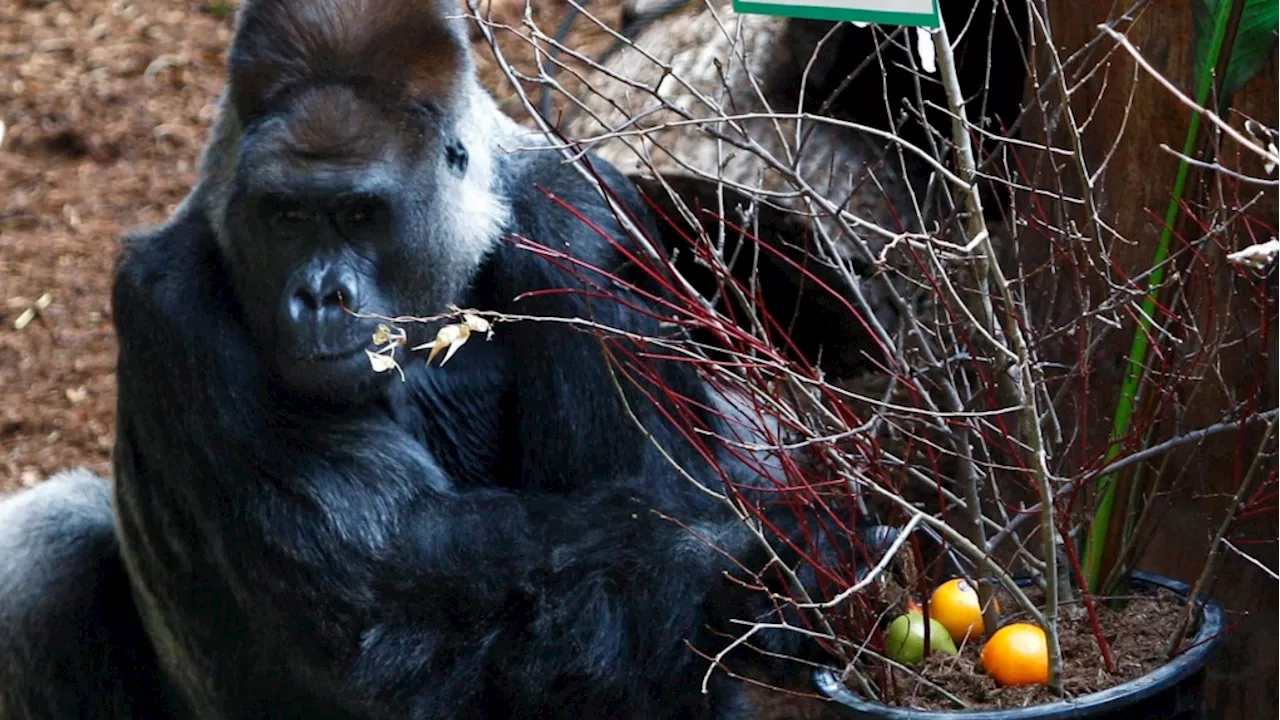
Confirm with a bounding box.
[813,571,1225,720]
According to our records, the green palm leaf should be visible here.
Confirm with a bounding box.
[1193,0,1279,109]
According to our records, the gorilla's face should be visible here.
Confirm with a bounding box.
[220,84,493,404]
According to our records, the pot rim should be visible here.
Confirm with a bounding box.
[812,571,1225,719]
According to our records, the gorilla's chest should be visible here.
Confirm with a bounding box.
[393,336,520,488]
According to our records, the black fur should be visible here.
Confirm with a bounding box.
[0,471,178,718]
[0,2,842,717]
[119,157,763,720]
[0,141,807,720]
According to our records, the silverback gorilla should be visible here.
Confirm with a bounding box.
[0,0,848,718]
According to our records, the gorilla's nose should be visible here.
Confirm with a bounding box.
[285,260,360,328]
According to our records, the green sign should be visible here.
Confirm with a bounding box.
[732,0,939,27]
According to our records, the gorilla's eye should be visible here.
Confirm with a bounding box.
[334,195,389,236]
[346,203,374,226]
[258,194,310,232]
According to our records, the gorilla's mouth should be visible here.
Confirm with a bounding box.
[299,345,367,363]
[278,341,373,379]
[279,328,376,365]
[275,341,388,403]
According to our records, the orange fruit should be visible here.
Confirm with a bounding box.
[928,578,994,643]
[981,623,1049,687]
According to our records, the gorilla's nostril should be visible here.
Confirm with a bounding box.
[285,260,361,326]
[324,288,349,310]
[292,287,321,312]
[286,282,356,327]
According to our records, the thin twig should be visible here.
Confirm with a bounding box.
[934,14,1063,694]
[1165,419,1276,657]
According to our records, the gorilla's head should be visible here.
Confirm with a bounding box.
[204,0,510,403]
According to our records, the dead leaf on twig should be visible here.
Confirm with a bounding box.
[411,311,496,367]
[365,323,408,380]
[1226,239,1279,271]
[413,323,470,366]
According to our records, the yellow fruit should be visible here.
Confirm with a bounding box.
[929,578,994,643]
[981,623,1050,687]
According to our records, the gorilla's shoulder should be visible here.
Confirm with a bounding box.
[500,148,647,227]
[116,211,217,281]
[496,147,657,272]
[112,210,228,325]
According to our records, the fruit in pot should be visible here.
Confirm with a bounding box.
[981,623,1049,687]
[929,578,995,643]
[884,612,958,665]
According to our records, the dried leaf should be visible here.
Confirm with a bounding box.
[430,324,471,363]
[365,349,399,373]
[1244,120,1279,174]
[13,307,35,330]
[426,343,446,365]
[143,53,189,78]
[439,334,468,366]
[441,324,468,345]
[412,323,472,366]
[1227,238,1280,269]
[462,313,492,337]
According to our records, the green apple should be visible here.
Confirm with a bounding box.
[884,612,959,664]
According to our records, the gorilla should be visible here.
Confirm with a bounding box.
[0,0,879,718]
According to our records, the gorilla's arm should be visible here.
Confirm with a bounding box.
[111,212,749,719]
[398,151,731,502]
